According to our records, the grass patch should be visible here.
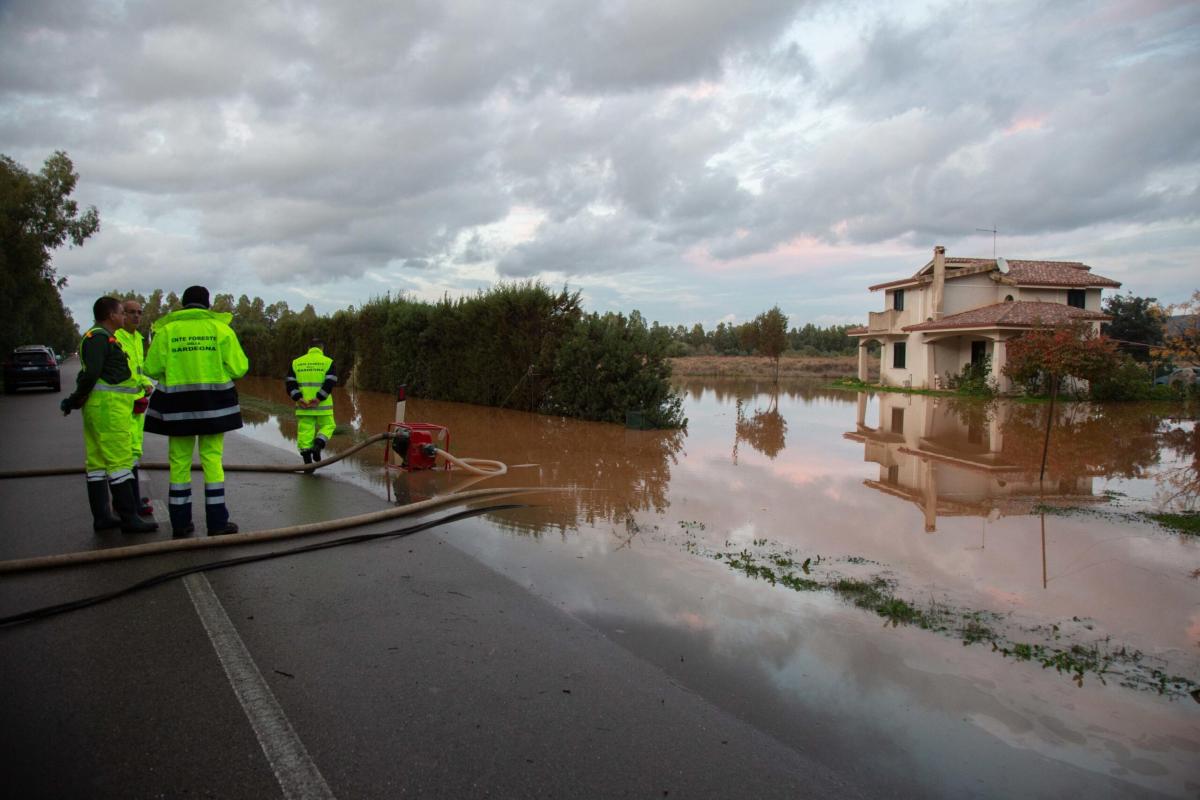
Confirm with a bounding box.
[700,541,1199,699]
[1142,512,1200,535]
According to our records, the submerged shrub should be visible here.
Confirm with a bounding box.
[541,310,686,428]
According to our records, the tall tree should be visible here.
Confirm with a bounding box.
[754,306,789,381]
[1102,294,1164,362]
[0,151,99,353]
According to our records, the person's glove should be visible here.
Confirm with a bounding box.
[60,397,74,416]
[133,396,149,414]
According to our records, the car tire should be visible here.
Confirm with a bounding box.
[3,383,13,394]
[52,381,61,392]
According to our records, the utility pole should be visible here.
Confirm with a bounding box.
[976,226,998,258]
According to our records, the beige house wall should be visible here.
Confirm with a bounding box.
[941,274,999,316]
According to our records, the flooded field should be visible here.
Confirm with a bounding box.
[237,376,1200,797]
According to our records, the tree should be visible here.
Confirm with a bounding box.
[0,151,99,353]
[1003,323,1119,396]
[1152,290,1200,366]
[753,306,789,381]
[1102,294,1164,362]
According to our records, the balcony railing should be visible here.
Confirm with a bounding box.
[868,309,900,332]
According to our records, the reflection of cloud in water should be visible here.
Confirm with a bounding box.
[234,375,1200,796]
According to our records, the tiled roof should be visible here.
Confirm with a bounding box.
[902,301,1109,332]
[1004,260,1121,288]
[846,326,868,335]
[868,256,1121,291]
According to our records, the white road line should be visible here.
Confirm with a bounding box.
[184,573,336,800]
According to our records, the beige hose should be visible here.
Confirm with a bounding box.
[0,430,550,575]
[0,486,565,575]
[0,431,393,480]
[436,448,508,477]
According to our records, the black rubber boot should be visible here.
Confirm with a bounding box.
[112,479,158,533]
[88,480,120,531]
[205,485,238,536]
[301,449,314,464]
[132,467,154,516]
[312,440,326,462]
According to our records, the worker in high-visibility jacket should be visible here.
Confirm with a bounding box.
[144,285,248,537]
[115,298,156,516]
[59,296,158,534]
[285,338,337,464]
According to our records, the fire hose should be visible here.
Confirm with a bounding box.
[0,431,541,576]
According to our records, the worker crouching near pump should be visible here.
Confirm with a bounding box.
[286,337,336,464]
[59,297,159,534]
[144,286,248,537]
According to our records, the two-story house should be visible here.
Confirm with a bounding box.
[849,246,1121,392]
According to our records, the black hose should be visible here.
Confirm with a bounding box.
[0,503,525,629]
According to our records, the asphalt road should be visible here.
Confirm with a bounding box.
[0,360,867,799]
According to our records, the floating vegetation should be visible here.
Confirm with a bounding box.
[1142,512,1200,536]
[1033,503,1200,539]
[696,539,1199,700]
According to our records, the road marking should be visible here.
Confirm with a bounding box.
[184,573,336,800]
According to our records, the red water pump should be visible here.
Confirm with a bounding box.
[385,422,450,472]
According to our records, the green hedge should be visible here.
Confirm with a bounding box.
[228,282,685,428]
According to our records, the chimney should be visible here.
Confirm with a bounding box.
[932,245,946,319]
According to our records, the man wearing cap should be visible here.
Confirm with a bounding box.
[144,286,248,536]
[60,296,158,534]
[115,298,156,516]
[285,337,337,464]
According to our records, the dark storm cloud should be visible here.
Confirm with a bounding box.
[2,0,1197,309]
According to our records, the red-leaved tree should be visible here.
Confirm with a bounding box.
[1003,323,1119,395]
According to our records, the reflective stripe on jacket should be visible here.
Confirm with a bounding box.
[144,308,249,436]
[287,347,336,416]
[114,328,153,397]
[75,326,139,410]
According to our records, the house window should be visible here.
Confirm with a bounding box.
[892,342,906,369]
[971,340,988,366]
[891,408,905,434]
[1067,289,1085,309]
[886,465,900,485]
[893,289,904,311]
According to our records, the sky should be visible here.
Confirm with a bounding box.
[2,0,1198,331]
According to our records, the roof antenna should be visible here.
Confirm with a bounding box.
[976,226,997,258]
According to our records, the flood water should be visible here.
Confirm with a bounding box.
[238,376,1200,797]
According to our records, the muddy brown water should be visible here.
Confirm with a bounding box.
[238,376,1200,797]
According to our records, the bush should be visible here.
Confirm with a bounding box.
[541,311,686,428]
[1088,357,1155,401]
[943,356,996,397]
[205,282,686,428]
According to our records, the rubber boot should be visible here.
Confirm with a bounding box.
[132,467,154,516]
[168,483,193,537]
[88,480,120,532]
[205,485,238,536]
[301,449,314,464]
[112,479,158,533]
[312,439,326,462]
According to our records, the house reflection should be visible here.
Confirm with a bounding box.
[844,392,1098,532]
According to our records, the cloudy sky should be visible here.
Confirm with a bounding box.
[2,0,1198,330]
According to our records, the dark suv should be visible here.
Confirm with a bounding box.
[4,345,61,393]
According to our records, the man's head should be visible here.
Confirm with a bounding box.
[309,337,324,350]
[93,296,124,331]
[181,285,210,309]
[122,299,144,333]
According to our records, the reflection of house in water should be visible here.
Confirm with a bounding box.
[844,392,1098,531]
